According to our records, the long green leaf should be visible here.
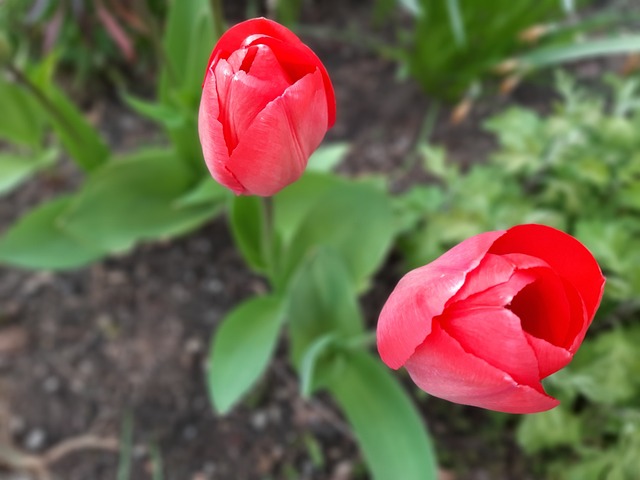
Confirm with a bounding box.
[0,149,57,197]
[306,143,350,172]
[207,295,285,414]
[0,196,105,270]
[328,351,438,480]
[122,93,186,129]
[59,148,217,253]
[160,0,216,103]
[445,0,466,47]
[518,36,640,70]
[286,247,364,367]
[39,83,109,172]
[278,177,396,289]
[0,76,46,148]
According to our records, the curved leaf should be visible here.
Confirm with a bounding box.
[207,295,285,414]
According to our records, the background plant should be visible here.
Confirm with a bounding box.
[376,0,640,102]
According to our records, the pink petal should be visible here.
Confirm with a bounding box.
[212,18,304,61]
[448,264,575,378]
[377,230,504,369]
[405,323,559,414]
[198,66,244,194]
[507,267,572,349]
[225,69,328,196]
[561,277,591,354]
[242,34,336,127]
[206,18,336,128]
[524,333,572,378]
[448,252,546,306]
[456,269,537,308]
[215,47,290,152]
[489,224,605,320]
[441,306,541,387]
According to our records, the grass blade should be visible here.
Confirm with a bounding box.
[518,36,640,70]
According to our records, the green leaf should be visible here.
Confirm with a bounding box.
[286,247,364,367]
[518,36,640,71]
[60,148,217,253]
[279,177,396,289]
[39,83,110,172]
[173,176,229,209]
[0,149,57,196]
[328,351,438,480]
[207,295,285,414]
[160,0,216,105]
[299,334,337,398]
[0,76,46,148]
[445,0,466,47]
[228,196,268,274]
[274,172,342,245]
[306,143,350,172]
[122,93,186,129]
[0,196,105,270]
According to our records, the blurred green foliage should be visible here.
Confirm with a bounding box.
[390,0,568,100]
[0,0,226,269]
[398,72,640,479]
[376,0,640,102]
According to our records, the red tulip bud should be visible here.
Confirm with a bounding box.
[377,224,605,414]
[198,18,336,196]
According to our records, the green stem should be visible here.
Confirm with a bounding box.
[390,101,441,184]
[5,63,81,142]
[209,0,226,39]
[261,196,278,288]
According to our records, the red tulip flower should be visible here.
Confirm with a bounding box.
[198,18,336,196]
[378,224,605,414]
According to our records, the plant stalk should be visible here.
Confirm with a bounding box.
[209,0,226,40]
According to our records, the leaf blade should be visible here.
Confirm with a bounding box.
[207,295,286,414]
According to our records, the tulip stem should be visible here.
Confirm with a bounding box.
[209,0,226,39]
[261,196,277,286]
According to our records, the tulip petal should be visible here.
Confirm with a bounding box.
[561,277,590,353]
[212,18,304,62]
[405,322,559,414]
[447,254,515,304]
[215,48,290,152]
[441,306,541,387]
[507,267,572,348]
[242,34,336,127]
[199,67,245,194]
[377,230,504,369]
[524,333,572,378]
[225,69,328,196]
[457,269,537,308]
[208,18,336,128]
[489,224,605,320]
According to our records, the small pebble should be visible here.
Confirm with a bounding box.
[24,428,46,451]
[250,411,268,431]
